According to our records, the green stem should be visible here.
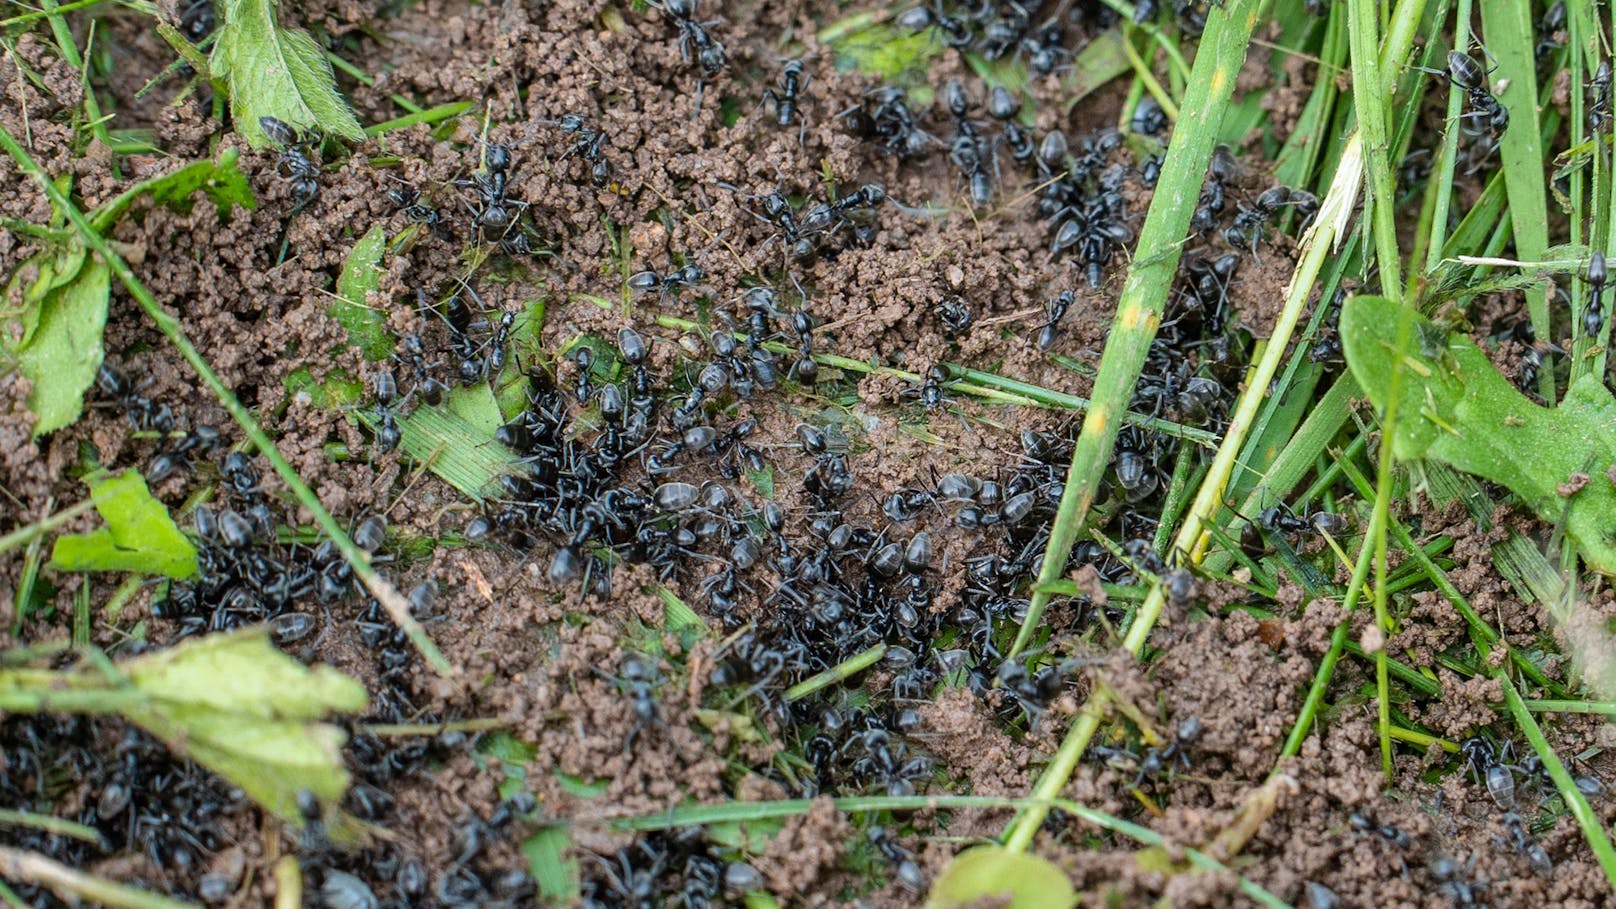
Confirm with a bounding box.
[0,123,452,676]
[784,644,885,702]
[1422,0,1470,273]
[1007,0,1264,662]
[0,499,97,555]
[1345,0,1404,294]
[366,101,476,137]
[1522,700,1616,715]
[1502,677,1616,888]
[0,847,197,909]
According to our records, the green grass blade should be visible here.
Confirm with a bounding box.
[1007,0,1264,661]
[1502,677,1616,888]
[1479,0,1551,391]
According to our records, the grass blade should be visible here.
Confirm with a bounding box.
[1007,0,1264,660]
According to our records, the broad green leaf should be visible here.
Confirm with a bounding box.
[10,256,108,437]
[51,470,199,578]
[822,15,942,96]
[657,586,707,643]
[522,825,580,903]
[363,385,517,500]
[124,624,366,718]
[1341,294,1616,574]
[119,629,365,828]
[211,0,364,146]
[88,149,256,233]
[929,845,1077,909]
[332,224,392,360]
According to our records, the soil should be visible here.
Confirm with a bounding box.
[1,0,1612,907]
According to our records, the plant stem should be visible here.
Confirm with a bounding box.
[784,644,886,702]
[0,499,97,555]
[0,123,453,676]
[1007,0,1264,661]
[0,847,197,909]
[1502,676,1616,887]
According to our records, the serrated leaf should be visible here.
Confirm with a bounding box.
[50,470,199,578]
[10,256,109,437]
[1341,294,1616,574]
[929,845,1076,909]
[211,0,364,146]
[118,628,366,827]
[88,149,256,233]
[333,224,392,360]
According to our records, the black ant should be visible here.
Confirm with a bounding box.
[790,310,817,383]
[652,0,727,91]
[763,59,809,141]
[1037,289,1075,350]
[386,179,450,238]
[627,263,704,301]
[259,117,320,212]
[370,369,403,454]
[1224,185,1318,257]
[1428,48,1510,135]
[543,113,612,187]
[904,364,953,410]
[1591,60,1612,133]
[1583,251,1606,339]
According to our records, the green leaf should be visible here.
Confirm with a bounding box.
[822,16,942,91]
[210,0,364,146]
[1341,294,1616,573]
[332,224,392,360]
[120,628,366,828]
[88,149,256,233]
[50,470,199,578]
[657,586,707,644]
[3,242,86,348]
[478,731,538,764]
[928,845,1077,909]
[283,366,363,408]
[8,255,109,437]
[362,385,517,500]
[522,825,580,903]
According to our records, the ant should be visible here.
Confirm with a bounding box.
[903,364,953,410]
[762,59,809,142]
[542,113,612,187]
[1591,60,1612,133]
[789,310,818,383]
[1427,48,1510,136]
[627,263,704,301]
[386,179,450,238]
[1037,289,1075,350]
[458,139,528,241]
[370,369,403,454]
[1223,184,1318,257]
[937,295,973,336]
[651,0,727,100]
[1583,251,1606,340]
[259,117,320,212]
